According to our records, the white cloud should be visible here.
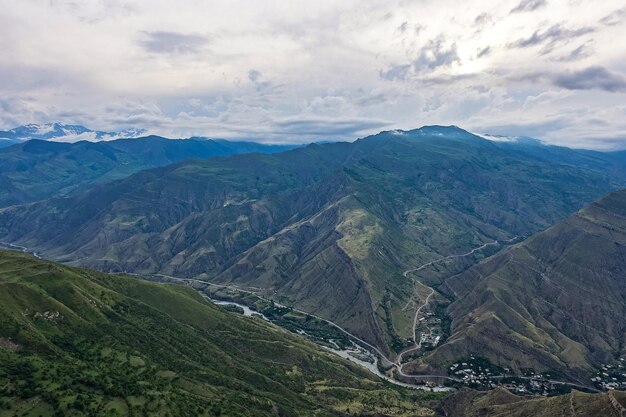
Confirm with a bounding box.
[0,0,625,147]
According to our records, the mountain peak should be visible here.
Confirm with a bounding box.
[411,125,474,136]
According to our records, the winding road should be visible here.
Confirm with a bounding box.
[394,236,521,375]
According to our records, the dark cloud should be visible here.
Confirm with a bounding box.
[273,117,389,137]
[248,69,262,82]
[477,46,491,58]
[413,38,460,71]
[474,13,491,27]
[353,92,390,106]
[552,66,626,92]
[510,0,547,14]
[379,64,411,81]
[556,43,592,62]
[600,7,626,26]
[515,66,626,92]
[247,69,271,91]
[415,73,478,86]
[380,39,461,82]
[105,113,166,127]
[508,24,594,51]
[138,31,209,54]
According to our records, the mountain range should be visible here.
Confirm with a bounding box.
[0,123,147,146]
[0,137,294,207]
[2,125,626,363]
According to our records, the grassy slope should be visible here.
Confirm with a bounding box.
[0,250,441,417]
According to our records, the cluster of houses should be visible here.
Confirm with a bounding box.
[417,312,443,348]
[419,333,441,347]
[449,358,501,388]
[591,359,626,390]
[448,357,572,395]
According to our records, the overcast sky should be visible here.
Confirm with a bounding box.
[1,0,625,148]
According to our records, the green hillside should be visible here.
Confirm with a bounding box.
[0,137,293,207]
[0,249,441,417]
[2,126,626,355]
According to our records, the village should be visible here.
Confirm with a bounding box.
[447,357,576,395]
[591,359,626,390]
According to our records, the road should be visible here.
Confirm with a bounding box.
[395,237,520,374]
[396,287,434,366]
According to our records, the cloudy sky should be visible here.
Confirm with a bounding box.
[1,0,625,148]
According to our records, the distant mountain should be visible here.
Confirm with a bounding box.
[416,188,626,382]
[3,125,626,358]
[0,136,296,207]
[0,122,147,143]
[0,249,439,416]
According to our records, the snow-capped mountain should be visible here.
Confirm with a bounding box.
[0,123,147,144]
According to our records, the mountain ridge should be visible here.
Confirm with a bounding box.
[0,136,295,207]
[0,122,147,143]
